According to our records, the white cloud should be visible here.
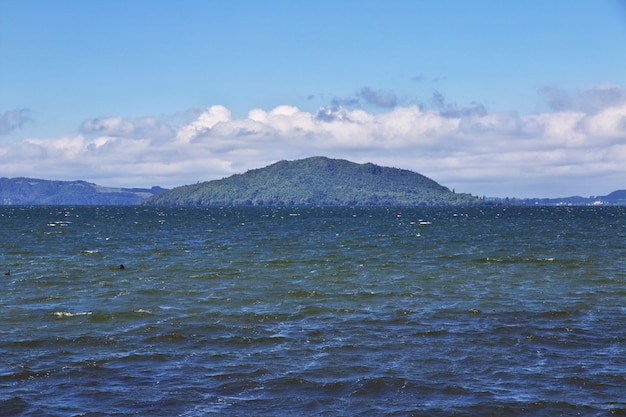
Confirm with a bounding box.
[578,104,626,142]
[175,105,231,143]
[1,86,625,197]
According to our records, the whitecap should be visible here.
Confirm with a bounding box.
[50,311,93,318]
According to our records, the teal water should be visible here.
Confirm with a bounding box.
[1,206,625,416]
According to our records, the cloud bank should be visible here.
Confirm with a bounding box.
[1,85,625,197]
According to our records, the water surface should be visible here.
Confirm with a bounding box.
[1,206,625,416]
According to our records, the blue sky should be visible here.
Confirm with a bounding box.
[1,0,626,197]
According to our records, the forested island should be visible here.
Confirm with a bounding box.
[141,157,481,206]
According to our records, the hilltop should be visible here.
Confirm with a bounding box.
[0,177,166,205]
[141,156,482,206]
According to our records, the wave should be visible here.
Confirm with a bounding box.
[50,311,93,318]
[478,256,556,263]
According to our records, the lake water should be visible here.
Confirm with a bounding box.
[1,205,625,416]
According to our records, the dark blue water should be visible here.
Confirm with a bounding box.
[1,206,625,416]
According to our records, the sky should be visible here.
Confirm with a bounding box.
[1,0,626,198]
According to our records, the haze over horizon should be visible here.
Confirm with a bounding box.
[1,0,625,198]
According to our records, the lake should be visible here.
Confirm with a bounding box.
[1,205,625,416]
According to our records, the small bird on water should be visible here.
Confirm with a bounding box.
[4,270,10,276]
[119,264,125,269]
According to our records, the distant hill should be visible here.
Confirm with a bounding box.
[490,189,626,206]
[0,177,167,205]
[141,156,483,206]
[602,190,626,204]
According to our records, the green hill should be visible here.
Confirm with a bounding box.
[141,156,483,206]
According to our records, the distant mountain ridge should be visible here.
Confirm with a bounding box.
[491,189,626,206]
[0,177,166,205]
[1,158,624,206]
[141,156,482,206]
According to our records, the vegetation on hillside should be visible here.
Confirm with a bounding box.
[142,156,483,206]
